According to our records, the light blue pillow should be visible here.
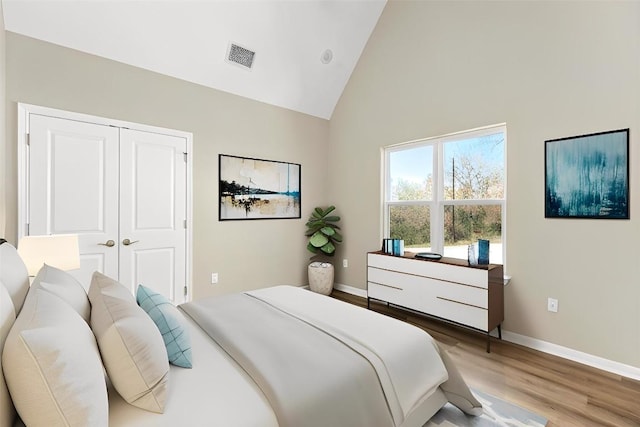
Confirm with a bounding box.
[136,285,192,368]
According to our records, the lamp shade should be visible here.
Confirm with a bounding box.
[17,234,81,276]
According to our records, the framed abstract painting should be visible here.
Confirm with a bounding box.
[545,129,629,219]
[219,154,301,220]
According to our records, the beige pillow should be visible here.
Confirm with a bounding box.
[2,288,108,426]
[0,281,17,427]
[32,263,91,322]
[88,271,169,413]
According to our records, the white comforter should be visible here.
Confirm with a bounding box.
[247,285,450,424]
[181,285,450,427]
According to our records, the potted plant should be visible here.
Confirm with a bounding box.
[305,205,342,295]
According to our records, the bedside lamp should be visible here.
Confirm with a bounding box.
[17,234,81,276]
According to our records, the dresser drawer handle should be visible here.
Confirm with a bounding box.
[437,296,485,310]
[371,282,403,291]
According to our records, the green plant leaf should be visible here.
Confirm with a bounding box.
[305,223,324,234]
[320,241,336,255]
[321,226,335,236]
[309,231,329,248]
[306,206,341,255]
[322,206,336,216]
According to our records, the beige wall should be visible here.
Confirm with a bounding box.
[0,5,6,238]
[4,32,330,300]
[330,0,640,368]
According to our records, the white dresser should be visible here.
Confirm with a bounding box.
[367,251,504,351]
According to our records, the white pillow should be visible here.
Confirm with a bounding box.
[2,288,108,427]
[88,271,169,413]
[32,263,91,322]
[0,281,17,427]
[0,243,30,313]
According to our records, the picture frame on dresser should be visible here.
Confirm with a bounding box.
[366,251,504,352]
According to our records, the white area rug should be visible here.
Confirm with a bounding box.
[424,389,548,427]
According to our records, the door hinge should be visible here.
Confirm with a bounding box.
[183,152,187,162]
[25,133,30,146]
[183,219,187,229]
[25,223,30,235]
[183,285,188,297]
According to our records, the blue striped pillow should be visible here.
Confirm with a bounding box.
[136,285,192,368]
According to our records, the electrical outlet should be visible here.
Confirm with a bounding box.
[343,259,348,268]
[547,298,558,313]
[211,273,219,284]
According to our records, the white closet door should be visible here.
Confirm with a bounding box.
[28,114,120,288]
[119,129,187,303]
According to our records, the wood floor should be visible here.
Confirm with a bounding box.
[330,290,640,427]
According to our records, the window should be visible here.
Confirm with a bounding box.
[384,125,506,265]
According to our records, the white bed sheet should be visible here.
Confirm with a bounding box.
[107,310,279,427]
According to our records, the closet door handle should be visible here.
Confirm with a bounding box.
[98,240,115,247]
[122,238,139,246]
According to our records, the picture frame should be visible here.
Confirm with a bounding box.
[545,128,629,219]
[219,154,301,220]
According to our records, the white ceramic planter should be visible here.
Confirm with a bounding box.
[308,262,334,295]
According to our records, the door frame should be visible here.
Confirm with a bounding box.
[17,102,194,301]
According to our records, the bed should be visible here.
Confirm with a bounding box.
[0,240,482,426]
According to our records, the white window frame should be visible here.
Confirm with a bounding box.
[383,124,507,266]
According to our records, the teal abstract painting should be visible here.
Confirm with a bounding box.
[545,129,629,219]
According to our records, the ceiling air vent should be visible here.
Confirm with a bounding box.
[226,43,255,69]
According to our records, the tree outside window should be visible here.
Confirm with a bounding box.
[385,125,506,264]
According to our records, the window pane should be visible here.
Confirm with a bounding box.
[389,205,431,252]
[443,205,502,263]
[444,133,504,200]
[389,146,433,201]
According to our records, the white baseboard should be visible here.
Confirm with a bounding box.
[502,331,640,381]
[335,285,640,381]
[333,282,368,298]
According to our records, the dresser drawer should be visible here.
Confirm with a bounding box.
[368,281,405,304]
[425,298,488,331]
[368,266,488,308]
[368,253,490,288]
[367,280,488,331]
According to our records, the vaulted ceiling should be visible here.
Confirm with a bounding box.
[2,0,387,119]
